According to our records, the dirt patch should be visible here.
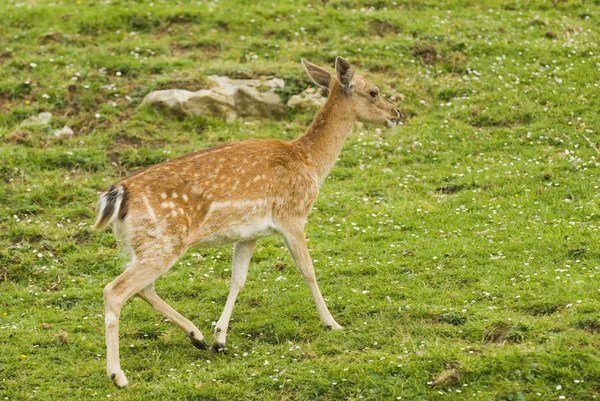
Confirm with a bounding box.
[469,111,533,128]
[437,184,466,195]
[0,93,12,111]
[4,129,29,145]
[446,51,467,73]
[483,322,514,344]
[573,318,600,333]
[483,322,527,344]
[522,302,563,316]
[369,19,401,36]
[245,297,267,308]
[411,42,467,73]
[163,12,202,26]
[301,351,317,360]
[113,132,173,149]
[431,362,461,388]
[71,231,92,245]
[412,43,440,65]
[170,40,225,58]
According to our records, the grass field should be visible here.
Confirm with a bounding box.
[1,0,600,400]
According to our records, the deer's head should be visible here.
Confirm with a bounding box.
[301,57,401,128]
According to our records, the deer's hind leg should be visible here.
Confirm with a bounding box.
[104,237,187,389]
[137,283,209,350]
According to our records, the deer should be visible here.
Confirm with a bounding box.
[94,57,400,388]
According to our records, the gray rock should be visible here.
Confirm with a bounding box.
[53,125,74,139]
[142,75,285,121]
[287,87,327,110]
[142,89,195,118]
[20,112,52,127]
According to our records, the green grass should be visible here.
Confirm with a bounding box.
[1,0,600,400]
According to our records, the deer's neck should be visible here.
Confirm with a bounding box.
[294,86,355,184]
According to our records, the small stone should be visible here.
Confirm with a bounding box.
[20,112,52,127]
[53,125,74,139]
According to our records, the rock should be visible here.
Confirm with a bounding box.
[142,75,285,121]
[53,125,74,139]
[182,89,237,122]
[287,87,327,110]
[20,112,52,127]
[142,89,196,118]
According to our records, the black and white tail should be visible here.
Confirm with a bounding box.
[94,185,128,229]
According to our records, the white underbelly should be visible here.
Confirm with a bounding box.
[191,199,280,247]
[194,222,278,248]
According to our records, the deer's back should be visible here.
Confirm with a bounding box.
[116,139,319,252]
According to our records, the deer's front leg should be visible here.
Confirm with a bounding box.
[283,224,342,330]
[212,240,257,352]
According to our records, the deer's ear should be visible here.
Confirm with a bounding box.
[335,57,355,89]
[301,59,331,90]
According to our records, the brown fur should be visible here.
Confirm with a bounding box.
[96,57,400,388]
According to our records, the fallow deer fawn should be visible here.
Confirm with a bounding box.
[95,57,400,388]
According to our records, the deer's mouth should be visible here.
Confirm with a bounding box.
[386,118,402,128]
[386,108,402,128]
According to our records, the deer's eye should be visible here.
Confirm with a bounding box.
[369,90,378,98]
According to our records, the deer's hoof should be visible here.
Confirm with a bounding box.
[110,371,128,389]
[325,322,344,330]
[190,336,209,350]
[212,341,227,353]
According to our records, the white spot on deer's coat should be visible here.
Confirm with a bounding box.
[160,193,167,199]
[161,202,170,209]
[172,193,178,198]
[182,194,189,202]
[142,196,157,221]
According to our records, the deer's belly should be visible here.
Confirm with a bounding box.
[190,200,279,247]
[195,221,278,247]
